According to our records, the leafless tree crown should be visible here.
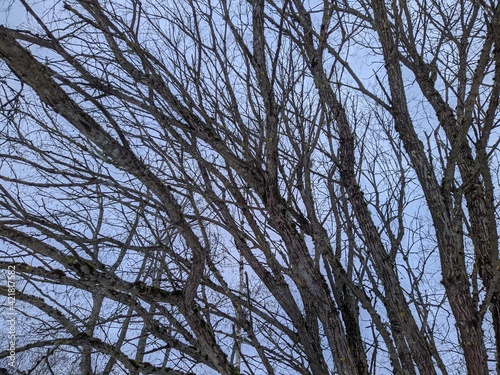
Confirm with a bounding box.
[0,0,499,374]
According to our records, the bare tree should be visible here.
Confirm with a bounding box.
[0,0,499,374]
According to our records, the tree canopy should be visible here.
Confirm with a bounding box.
[0,0,499,374]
